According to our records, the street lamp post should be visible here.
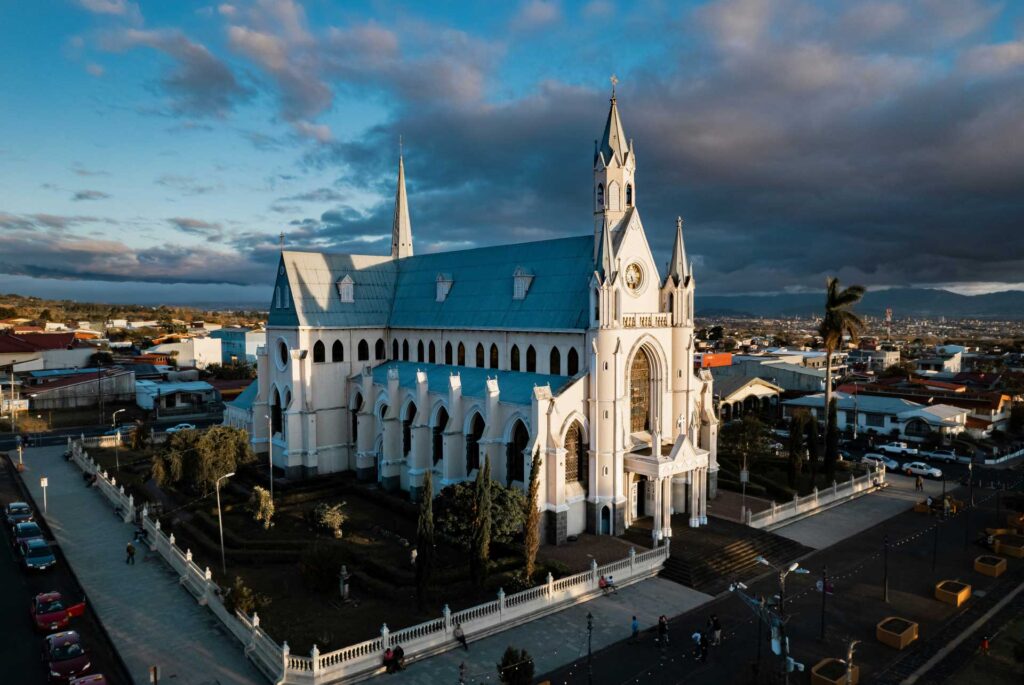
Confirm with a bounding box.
[215,471,236,575]
[112,409,126,475]
[264,413,274,500]
[757,556,809,684]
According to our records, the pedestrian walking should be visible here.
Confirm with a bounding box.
[915,475,923,492]
[980,635,990,656]
[690,631,702,659]
[710,615,722,646]
[656,615,669,645]
[453,622,468,651]
[125,541,135,565]
[630,615,639,642]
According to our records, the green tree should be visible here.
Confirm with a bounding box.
[152,425,255,494]
[522,453,542,582]
[225,575,270,616]
[787,411,807,488]
[825,398,840,481]
[248,486,275,529]
[818,277,864,471]
[472,457,493,587]
[879,362,915,379]
[130,420,151,451]
[434,480,526,551]
[416,470,434,610]
[496,646,534,685]
[719,415,772,468]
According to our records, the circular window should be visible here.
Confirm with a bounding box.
[278,340,289,367]
[624,262,645,293]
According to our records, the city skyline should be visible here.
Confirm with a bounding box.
[2,0,1024,306]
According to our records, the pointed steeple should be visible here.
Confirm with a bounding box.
[390,149,413,260]
[597,82,629,166]
[668,216,688,285]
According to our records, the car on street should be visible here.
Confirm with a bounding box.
[13,521,45,547]
[32,592,87,633]
[20,538,58,571]
[165,423,196,434]
[70,676,107,685]
[42,631,91,683]
[879,442,919,456]
[5,501,34,527]
[901,461,942,479]
[861,453,900,471]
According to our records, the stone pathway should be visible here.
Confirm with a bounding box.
[389,577,711,684]
[20,445,264,685]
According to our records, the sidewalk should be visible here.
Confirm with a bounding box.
[390,577,711,684]
[21,445,264,685]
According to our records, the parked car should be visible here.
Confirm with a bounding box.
[902,461,942,479]
[861,453,900,471]
[20,538,57,571]
[70,676,107,685]
[13,521,45,547]
[926,449,965,464]
[165,423,196,434]
[879,442,919,456]
[42,631,91,683]
[32,593,87,633]
[5,501,34,527]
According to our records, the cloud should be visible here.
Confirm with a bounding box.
[71,163,109,177]
[155,174,218,195]
[962,41,1024,75]
[511,1,562,30]
[72,190,111,201]
[103,29,249,117]
[0,213,114,232]
[86,63,105,77]
[168,217,224,240]
[75,0,137,16]
[292,120,332,142]
[279,187,347,203]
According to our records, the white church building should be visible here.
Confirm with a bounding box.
[253,91,719,545]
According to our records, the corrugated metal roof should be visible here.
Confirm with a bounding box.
[269,235,593,331]
[367,360,573,406]
[228,381,258,410]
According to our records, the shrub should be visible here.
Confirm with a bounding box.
[435,476,526,551]
[497,646,534,685]
[225,575,270,615]
[249,486,275,529]
[314,502,347,538]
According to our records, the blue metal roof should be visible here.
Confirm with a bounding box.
[269,235,594,331]
[228,381,258,410]
[369,360,573,406]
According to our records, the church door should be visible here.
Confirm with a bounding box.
[630,350,651,433]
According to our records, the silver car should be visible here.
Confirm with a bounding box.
[901,461,942,479]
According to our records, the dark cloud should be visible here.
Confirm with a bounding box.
[278,187,346,203]
[168,217,223,240]
[0,213,114,232]
[72,190,111,201]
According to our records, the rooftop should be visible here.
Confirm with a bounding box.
[365,360,575,406]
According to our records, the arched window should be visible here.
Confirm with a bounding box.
[429,341,436,363]
[526,345,536,372]
[506,420,528,484]
[626,183,633,206]
[312,340,326,363]
[332,340,344,362]
[433,407,449,465]
[273,286,280,309]
[550,347,561,375]
[475,343,485,368]
[402,339,410,361]
[271,388,283,435]
[357,339,369,361]
[403,403,417,457]
[567,347,579,375]
[630,349,652,433]
[375,339,386,360]
[417,340,425,362]
[445,341,453,365]
[510,345,520,371]
[596,183,604,208]
[489,343,499,369]
[466,413,485,474]
[457,342,466,366]
[564,422,587,488]
[278,340,288,367]
[351,393,362,446]
[392,339,399,360]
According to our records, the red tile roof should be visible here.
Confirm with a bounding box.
[0,332,77,353]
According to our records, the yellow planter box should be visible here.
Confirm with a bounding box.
[994,535,1024,559]
[876,617,918,650]
[974,555,1007,578]
[935,580,971,607]
[811,658,858,685]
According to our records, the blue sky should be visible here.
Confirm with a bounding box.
[1,0,1023,306]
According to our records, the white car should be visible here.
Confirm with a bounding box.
[926,449,965,464]
[902,461,942,479]
[879,442,919,456]
[861,453,899,471]
[165,423,197,434]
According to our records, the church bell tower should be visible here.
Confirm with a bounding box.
[593,76,637,260]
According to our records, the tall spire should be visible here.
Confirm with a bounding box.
[668,216,688,284]
[390,147,413,259]
[596,75,629,166]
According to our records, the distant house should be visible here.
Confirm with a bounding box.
[716,376,783,422]
[223,381,257,436]
[209,327,265,365]
[712,356,829,394]
[783,391,968,443]
[0,332,93,371]
[136,380,220,415]
[26,367,136,410]
[145,337,222,369]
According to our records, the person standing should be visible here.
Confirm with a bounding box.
[915,475,923,492]
[657,615,669,645]
[630,615,639,642]
[710,615,722,646]
[125,541,135,565]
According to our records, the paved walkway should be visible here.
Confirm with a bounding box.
[390,577,711,684]
[21,446,264,685]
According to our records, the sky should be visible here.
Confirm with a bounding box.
[1,0,1023,307]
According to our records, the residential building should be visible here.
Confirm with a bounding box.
[223,381,257,437]
[136,380,220,415]
[210,327,265,364]
[26,367,136,410]
[782,392,968,443]
[145,337,222,369]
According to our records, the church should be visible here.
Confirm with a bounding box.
[253,89,719,545]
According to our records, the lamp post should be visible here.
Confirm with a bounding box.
[112,409,126,475]
[216,471,236,574]
[264,413,274,500]
[586,612,593,685]
[757,556,809,684]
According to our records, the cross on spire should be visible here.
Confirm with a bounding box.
[610,74,619,99]
[279,231,285,250]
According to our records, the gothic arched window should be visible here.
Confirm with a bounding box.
[630,349,652,433]
[567,347,579,375]
[392,339,399,360]
[510,345,521,371]
[507,420,528,484]
[312,340,326,363]
[550,347,561,375]
[597,183,604,208]
[466,413,485,474]
[457,342,466,366]
[475,343,485,368]
[445,341,453,365]
[433,407,449,465]
[428,341,436,363]
[526,345,536,372]
[357,339,369,361]
[564,422,587,488]
[417,340,424,362]
[403,403,416,456]
[375,338,386,360]
[489,343,499,369]
[332,340,344,362]
[626,183,633,207]
[402,339,410,361]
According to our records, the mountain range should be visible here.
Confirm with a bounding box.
[696,288,1024,320]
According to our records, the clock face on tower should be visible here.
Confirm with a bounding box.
[625,262,644,292]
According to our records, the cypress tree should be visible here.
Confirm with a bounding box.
[416,469,434,610]
[787,412,806,489]
[471,457,492,586]
[523,453,542,582]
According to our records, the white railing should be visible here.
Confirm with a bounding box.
[70,437,136,523]
[746,466,886,530]
[621,312,671,328]
[66,438,669,684]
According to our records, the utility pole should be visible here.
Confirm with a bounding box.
[932,522,939,572]
[883,535,890,603]
[587,612,593,685]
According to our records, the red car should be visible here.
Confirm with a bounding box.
[32,592,86,632]
[70,676,107,685]
[42,631,91,683]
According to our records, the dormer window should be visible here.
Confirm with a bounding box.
[513,267,533,300]
[436,273,453,302]
[336,275,354,303]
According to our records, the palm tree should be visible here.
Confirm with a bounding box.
[818,278,865,465]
